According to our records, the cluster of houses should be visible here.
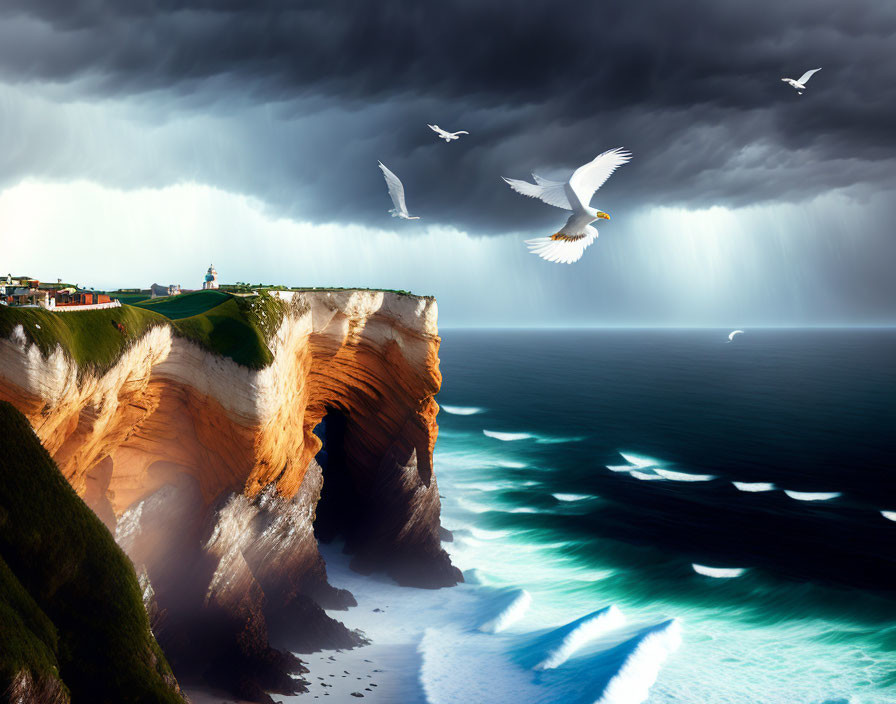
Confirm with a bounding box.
[1,265,220,310]
[0,275,117,309]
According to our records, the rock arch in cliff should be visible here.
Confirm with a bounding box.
[0,290,460,699]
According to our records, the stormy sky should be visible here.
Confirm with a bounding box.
[1,0,894,326]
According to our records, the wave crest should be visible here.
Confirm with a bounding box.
[784,490,841,501]
[483,430,533,441]
[442,404,484,415]
[732,481,776,492]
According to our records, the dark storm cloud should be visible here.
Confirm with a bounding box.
[0,0,895,232]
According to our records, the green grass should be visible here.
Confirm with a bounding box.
[0,304,169,376]
[136,290,287,369]
[0,553,67,698]
[0,287,424,373]
[0,401,183,703]
[108,293,152,305]
[134,290,232,319]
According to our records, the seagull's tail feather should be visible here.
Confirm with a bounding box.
[525,232,596,264]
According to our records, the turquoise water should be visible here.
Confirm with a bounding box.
[434,329,896,703]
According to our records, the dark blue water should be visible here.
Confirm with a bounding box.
[433,328,896,702]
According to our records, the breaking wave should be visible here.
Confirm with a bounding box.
[653,468,715,482]
[470,527,512,540]
[531,606,627,670]
[617,452,663,468]
[881,510,896,522]
[553,493,593,502]
[784,490,841,502]
[483,430,533,441]
[732,481,776,492]
[692,563,747,578]
[630,470,664,481]
[419,598,679,704]
[476,588,532,633]
[591,619,683,704]
[442,404,485,415]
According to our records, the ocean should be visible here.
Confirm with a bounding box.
[432,328,896,704]
[287,328,896,704]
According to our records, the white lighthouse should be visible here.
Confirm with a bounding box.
[202,264,219,290]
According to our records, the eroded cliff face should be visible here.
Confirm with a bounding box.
[0,290,458,702]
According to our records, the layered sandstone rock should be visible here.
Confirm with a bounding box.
[0,290,459,701]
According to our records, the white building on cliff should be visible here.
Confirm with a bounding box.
[202,264,219,290]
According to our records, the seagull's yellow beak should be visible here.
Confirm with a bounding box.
[597,211,610,220]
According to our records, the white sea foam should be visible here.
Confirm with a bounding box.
[535,436,585,445]
[593,619,683,704]
[458,481,514,492]
[607,464,637,472]
[534,605,627,670]
[483,430,533,441]
[630,470,664,481]
[732,481,776,492]
[618,452,663,468]
[784,490,841,502]
[654,468,715,482]
[692,563,747,579]
[442,404,485,415]
[506,506,539,513]
[477,588,532,633]
[881,510,896,522]
[552,493,593,502]
[496,460,528,469]
[456,496,493,514]
[470,527,512,540]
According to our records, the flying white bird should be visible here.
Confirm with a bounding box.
[781,68,821,95]
[428,124,469,142]
[378,161,420,220]
[503,147,631,263]
[727,329,744,342]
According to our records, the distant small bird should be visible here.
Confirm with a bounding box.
[782,68,821,95]
[377,161,420,220]
[503,147,631,263]
[428,124,469,142]
[727,329,744,342]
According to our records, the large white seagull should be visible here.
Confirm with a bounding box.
[503,147,631,263]
[378,161,420,220]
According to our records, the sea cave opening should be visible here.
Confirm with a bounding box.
[312,408,365,547]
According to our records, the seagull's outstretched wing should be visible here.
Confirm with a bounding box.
[428,124,449,138]
[525,227,598,264]
[567,147,632,210]
[797,68,821,85]
[378,161,409,216]
[502,175,572,210]
[454,130,470,135]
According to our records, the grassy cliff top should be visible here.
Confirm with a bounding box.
[0,401,183,702]
[0,290,286,373]
[0,287,430,374]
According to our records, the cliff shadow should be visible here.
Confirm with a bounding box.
[313,408,365,545]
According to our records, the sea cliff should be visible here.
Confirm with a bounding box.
[0,289,459,702]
